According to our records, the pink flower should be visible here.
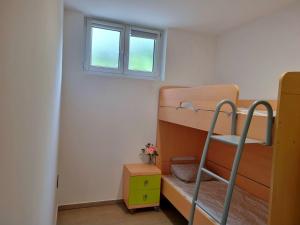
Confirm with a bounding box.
[148,149,154,154]
[141,143,158,157]
[147,146,156,154]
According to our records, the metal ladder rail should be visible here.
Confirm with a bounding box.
[188,100,273,225]
[220,100,273,225]
[188,99,237,225]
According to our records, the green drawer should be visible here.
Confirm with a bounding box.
[129,189,160,206]
[130,175,161,190]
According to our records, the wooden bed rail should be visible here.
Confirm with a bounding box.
[158,84,240,135]
[158,84,275,141]
[238,99,277,111]
[159,84,239,109]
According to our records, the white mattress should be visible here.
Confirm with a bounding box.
[163,175,268,225]
[238,107,276,117]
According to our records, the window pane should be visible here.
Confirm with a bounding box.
[91,27,120,68]
[128,36,155,72]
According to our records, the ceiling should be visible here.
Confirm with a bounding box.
[64,0,296,34]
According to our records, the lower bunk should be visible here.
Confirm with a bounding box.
[161,175,268,225]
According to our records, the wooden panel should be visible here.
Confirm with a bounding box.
[268,72,300,225]
[159,85,276,142]
[159,107,233,135]
[238,99,277,110]
[159,106,275,142]
[58,200,123,211]
[237,113,275,141]
[160,84,239,109]
[157,122,272,202]
[207,141,273,188]
[123,166,130,207]
[206,161,270,201]
[124,164,161,176]
[161,177,216,225]
[206,139,272,202]
[237,99,276,141]
[156,121,206,175]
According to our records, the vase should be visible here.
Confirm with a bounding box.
[148,155,156,164]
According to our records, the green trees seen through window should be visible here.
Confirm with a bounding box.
[91,27,155,73]
[91,27,120,68]
[129,36,155,72]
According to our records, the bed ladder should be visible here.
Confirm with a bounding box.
[188,99,273,225]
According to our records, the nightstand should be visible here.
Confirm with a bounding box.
[123,164,161,210]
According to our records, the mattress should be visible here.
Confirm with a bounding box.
[163,175,268,225]
[238,107,276,117]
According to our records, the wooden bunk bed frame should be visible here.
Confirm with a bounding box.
[156,72,300,225]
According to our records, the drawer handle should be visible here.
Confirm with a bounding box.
[143,194,148,201]
[144,180,149,186]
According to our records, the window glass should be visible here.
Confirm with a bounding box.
[128,36,155,72]
[85,18,164,80]
[91,27,120,68]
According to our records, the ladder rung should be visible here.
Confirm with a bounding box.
[195,200,221,223]
[211,135,263,146]
[201,168,229,184]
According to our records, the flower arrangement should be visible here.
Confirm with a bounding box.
[141,143,159,164]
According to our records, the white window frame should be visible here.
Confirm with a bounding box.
[124,26,161,79]
[84,18,164,80]
[85,19,125,74]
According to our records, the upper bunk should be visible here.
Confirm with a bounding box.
[158,84,276,141]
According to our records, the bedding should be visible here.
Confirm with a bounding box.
[163,175,268,225]
[170,164,213,183]
[238,107,276,117]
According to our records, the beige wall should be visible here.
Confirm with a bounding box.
[58,9,216,205]
[0,0,63,225]
[215,1,300,99]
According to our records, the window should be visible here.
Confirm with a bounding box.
[85,18,165,80]
[91,27,121,69]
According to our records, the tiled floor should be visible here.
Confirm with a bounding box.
[57,198,188,225]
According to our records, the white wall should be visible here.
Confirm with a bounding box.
[58,9,216,205]
[215,2,300,99]
[0,1,63,225]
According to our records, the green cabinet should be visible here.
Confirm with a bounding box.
[123,164,161,209]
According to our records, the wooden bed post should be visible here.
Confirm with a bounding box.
[269,72,300,225]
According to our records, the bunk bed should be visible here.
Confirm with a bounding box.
[156,72,300,225]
